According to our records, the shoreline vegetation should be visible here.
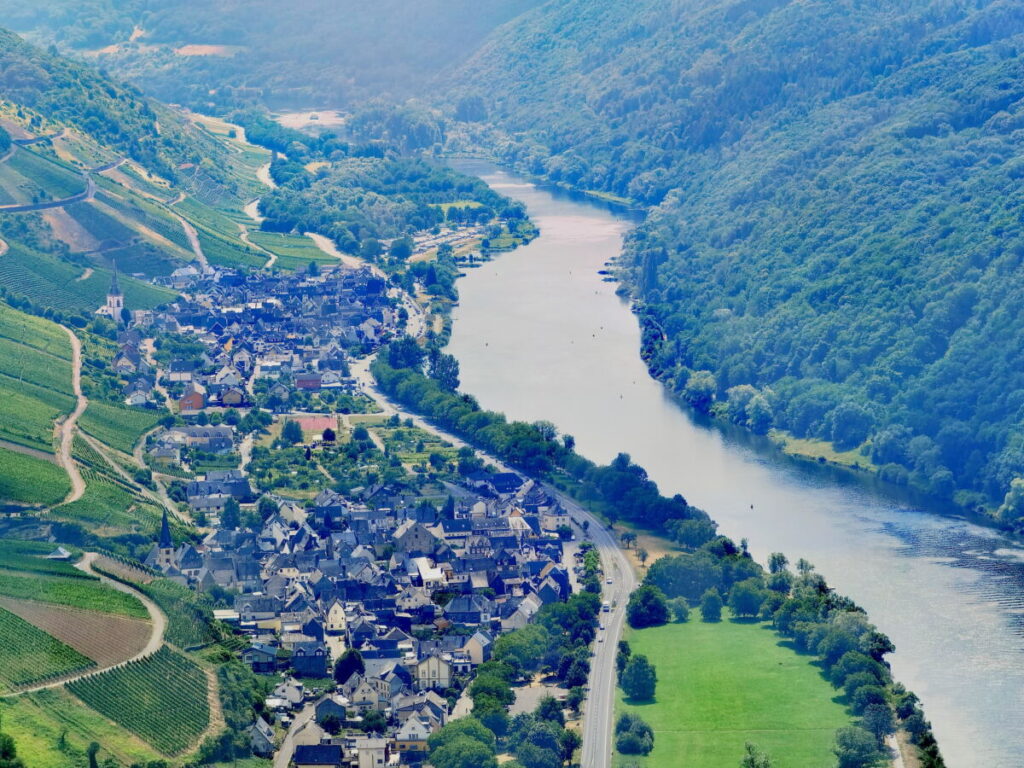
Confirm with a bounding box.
[370,348,944,767]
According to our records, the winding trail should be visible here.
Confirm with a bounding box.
[75,267,94,282]
[52,325,88,508]
[306,232,376,272]
[256,162,276,190]
[4,552,166,696]
[238,223,276,269]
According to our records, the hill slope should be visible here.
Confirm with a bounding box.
[449,0,1024,523]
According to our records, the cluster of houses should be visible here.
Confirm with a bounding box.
[145,472,579,765]
[140,264,399,413]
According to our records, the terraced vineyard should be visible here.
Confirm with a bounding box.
[54,469,162,534]
[0,571,148,619]
[7,149,86,201]
[68,647,210,755]
[0,539,83,578]
[0,606,95,691]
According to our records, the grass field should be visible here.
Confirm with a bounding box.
[0,688,165,768]
[615,615,854,768]
[69,647,210,755]
[0,570,148,619]
[0,447,69,506]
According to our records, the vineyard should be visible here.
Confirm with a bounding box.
[0,606,95,691]
[247,231,336,272]
[68,647,210,755]
[79,399,162,455]
[0,539,84,578]
[140,579,221,650]
[0,446,69,506]
[54,469,162,535]
[0,571,148,619]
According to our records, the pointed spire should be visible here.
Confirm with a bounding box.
[109,261,122,297]
[159,509,173,549]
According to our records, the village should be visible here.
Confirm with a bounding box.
[98,256,587,768]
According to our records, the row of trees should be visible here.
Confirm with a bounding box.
[372,351,714,534]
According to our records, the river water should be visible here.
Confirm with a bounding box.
[447,161,1024,767]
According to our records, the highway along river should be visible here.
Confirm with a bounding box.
[447,161,1024,767]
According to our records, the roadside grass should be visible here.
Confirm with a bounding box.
[614,614,854,768]
[0,688,165,768]
[0,447,69,506]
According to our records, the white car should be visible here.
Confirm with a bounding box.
[605,577,613,584]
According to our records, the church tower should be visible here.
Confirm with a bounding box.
[155,509,175,571]
[105,262,124,321]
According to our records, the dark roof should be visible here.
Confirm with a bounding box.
[293,745,342,765]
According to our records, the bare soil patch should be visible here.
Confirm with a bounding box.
[174,44,243,57]
[0,596,151,667]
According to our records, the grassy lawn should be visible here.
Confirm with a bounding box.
[615,615,853,768]
[0,689,165,768]
[768,429,873,471]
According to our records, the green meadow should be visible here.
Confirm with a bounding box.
[615,614,853,768]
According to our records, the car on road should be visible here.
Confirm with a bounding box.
[605,577,613,584]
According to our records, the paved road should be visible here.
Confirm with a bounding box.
[351,348,637,767]
[274,701,315,768]
[5,553,166,695]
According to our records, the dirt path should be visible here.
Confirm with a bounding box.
[141,339,174,411]
[75,267,94,282]
[4,553,166,696]
[52,326,87,508]
[197,667,226,751]
[238,223,276,269]
[243,199,263,222]
[239,433,254,472]
[306,232,377,272]
[167,208,209,271]
[0,438,58,463]
[0,237,7,255]
[256,162,276,190]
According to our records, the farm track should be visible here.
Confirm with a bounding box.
[3,553,166,695]
[75,267,93,282]
[51,326,87,509]
[167,206,209,271]
[0,438,56,464]
[238,223,277,269]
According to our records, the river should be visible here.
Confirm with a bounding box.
[447,161,1024,767]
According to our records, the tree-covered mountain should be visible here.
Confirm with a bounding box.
[446,0,1024,524]
[1,0,544,110]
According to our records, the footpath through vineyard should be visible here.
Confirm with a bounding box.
[6,552,166,695]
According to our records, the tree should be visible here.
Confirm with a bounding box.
[668,518,717,550]
[700,588,723,622]
[566,686,586,714]
[667,597,690,622]
[560,728,581,762]
[281,419,303,444]
[862,703,895,744]
[87,743,100,768]
[428,349,461,391]
[637,547,649,566]
[833,726,882,768]
[620,654,657,701]
[615,713,654,755]
[221,497,240,530]
[683,370,716,412]
[0,714,25,768]
[535,696,564,727]
[360,709,387,734]
[740,742,773,768]
[728,578,766,618]
[493,624,550,677]
[621,532,637,548]
[333,649,364,684]
[322,427,336,443]
[320,714,343,734]
[767,552,789,574]
[626,585,669,628]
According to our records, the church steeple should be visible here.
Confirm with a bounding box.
[159,508,173,548]
[109,261,122,297]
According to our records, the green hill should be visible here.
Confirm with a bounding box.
[445,0,1024,524]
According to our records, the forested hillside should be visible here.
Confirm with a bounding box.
[1,0,543,110]
[448,0,1024,524]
